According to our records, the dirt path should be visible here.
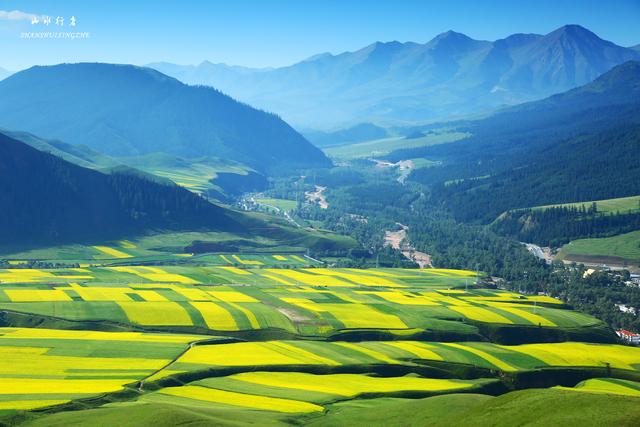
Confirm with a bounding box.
[373,159,414,184]
[305,185,328,209]
[524,243,554,264]
[384,223,432,268]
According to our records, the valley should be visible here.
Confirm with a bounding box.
[1,5,639,426]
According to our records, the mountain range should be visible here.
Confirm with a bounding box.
[0,130,354,252]
[149,25,640,129]
[0,131,241,249]
[0,63,330,173]
[0,67,10,81]
[398,60,640,223]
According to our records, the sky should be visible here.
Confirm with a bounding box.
[1,0,639,71]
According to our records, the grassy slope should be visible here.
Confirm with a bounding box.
[119,153,253,195]
[2,215,357,261]
[558,230,640,263]
[255,198,299,212]
[309,389,640,427]
[325,132,467,160]
[24,389,640,426]
[532,195,640,214]
[19,401,288,427]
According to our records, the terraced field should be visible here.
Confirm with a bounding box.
[0,267,603,340]
[0,328,204,412]
[2,244,321,269]
[0,262,638,425]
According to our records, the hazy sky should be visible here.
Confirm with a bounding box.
[1,0,639,71]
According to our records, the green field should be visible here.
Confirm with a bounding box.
[0,328,203,412]
[0,225,355,264]
[558,230,640,264]
[119,153,254,195]
[255,198,299,212]
[533,195,640,214]
[0,251,638,425]
[0,266,606,339]
[324,132,468,160]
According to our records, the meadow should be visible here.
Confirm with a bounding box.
[0,261,637,425]
[324,132,467,160]
[0,266,603,339]
[558,230,640,263]
[0,328,203,412]
[532,195,640,215]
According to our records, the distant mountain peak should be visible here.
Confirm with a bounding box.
[427,30,485,53]
[434,30,472,40]
[0,62,330,171]
[546,24,603,42]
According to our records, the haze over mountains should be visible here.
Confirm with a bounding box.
[149,25,640,129]
[395,60,640,223]
[0,67,10,81]
[0,132,241,248]
[0,63,330,173]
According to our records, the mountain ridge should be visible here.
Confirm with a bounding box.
[0,131,241,249]
[397,60,640,223]
[0,63,331,173]
[148,25,640,128]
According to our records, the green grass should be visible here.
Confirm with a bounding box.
[558,230,640,263]
[1,225,355,264]
[307,389,640,426]
[0,267,604,337]
[409,158,441,169]
[118,153,253,195]
[18,399,289,427]
[20,388,640,426]
[324,132,468,160]
[254,198,298,212]
[0,328,204,413]
[533,195,640,214]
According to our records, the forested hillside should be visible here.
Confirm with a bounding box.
[0,63,330,173]
[0,132,241,249]
[391,61,640,224]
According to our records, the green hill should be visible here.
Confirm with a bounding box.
[0,63,330,173]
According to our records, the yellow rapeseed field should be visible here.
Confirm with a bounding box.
[92,246,132,259]
[382,341,444,361]
[555,379,640,397]
[0,328,201,343]
[5,289,72,302]
[233,372,474,396]
[0,400,70,410]
[439,343,517,371]
[117,302,193,326]
[190,302,238,330]
[449,305,513,324]
[0,269,55,283]
[0,378,128,394]
[218,266,252,275]
[265,269,354,287]
[281,297,407,329]
[179,341,338,367]
[505,342,640,371]
[306,269,403,287]
[118,240,137,249]
[359,291,439,305]
[231,255,264,266]
[490,304,556,327]
[207,290,257,303]
[333,342,397,364]
[158,385,323,413]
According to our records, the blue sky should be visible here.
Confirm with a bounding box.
[1,0,639,71]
